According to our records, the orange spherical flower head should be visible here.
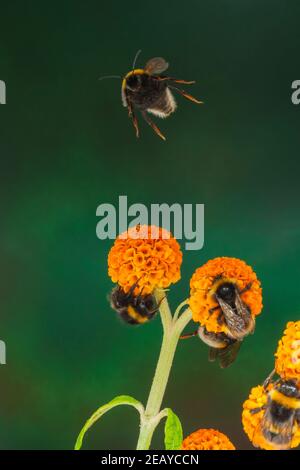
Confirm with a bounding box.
[181,428,235,450]
[108,225,182,296]
[189,257,263,337]
[275,321,300,383]
[242,384,300,450]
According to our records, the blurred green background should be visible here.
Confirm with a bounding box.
[1,0,300,450]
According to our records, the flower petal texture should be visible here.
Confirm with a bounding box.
[189,257,263,334]
[108,225,182,295]
[242,384,300,450]
[181,428,235,450]
[275,321,300,383]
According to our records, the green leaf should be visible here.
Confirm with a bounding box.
[164,408,183,450]
[75,395,144,450]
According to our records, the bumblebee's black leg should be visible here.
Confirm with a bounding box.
[209,305,220,314]
[132,113,140,138]
[125,277,143,299]
[137,293,164,316]
[141,111,166,141]
[157,76,196,85]
[127,100,140,138]
[169,85,203,104]
[135,286,145,302]
[217,311,225,325]
[170,78,196,85]
[250,405,266,415]
[239,282,253,294]
[263,369,276,389]
[180,330,198,340]
[149,295,166,314]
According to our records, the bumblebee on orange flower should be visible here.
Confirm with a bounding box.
[242,321,300,450]
[108,225,182,325]
[183,257,263,368]
[78,224,300,450]
[107,227,263,368]
[109,282,160,325]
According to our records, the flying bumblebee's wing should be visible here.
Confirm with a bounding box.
[260,407,294,449]
[144,57,169,75]
[209,341,241,369]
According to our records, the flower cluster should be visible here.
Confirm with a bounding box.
[181,428,235,450]
[105,226,300,451]
[189,257,263,334]
[275,321,300,383]
[242,322,300,450]
[108,225,182,295]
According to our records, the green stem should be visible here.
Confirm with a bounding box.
[136,290,192,450]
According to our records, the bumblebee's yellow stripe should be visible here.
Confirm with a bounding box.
[209,277,237,296]
[270,389,300,409]
[127,305,148,324]
[121,69,146,90]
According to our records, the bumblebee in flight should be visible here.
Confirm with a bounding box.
[100,51,203,140]
[251,372,300,450]
[181,278,255,368]
[110,283,159,325]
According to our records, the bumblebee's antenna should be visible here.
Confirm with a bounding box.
[132,49,142,70]
[98,75,121,81]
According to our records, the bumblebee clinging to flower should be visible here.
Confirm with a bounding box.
[100,50,203,141]
[109,282,160,325]
[182,277,255,368]
[251,372,300,450]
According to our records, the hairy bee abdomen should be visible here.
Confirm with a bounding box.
[147,88,177,119]
[119,307,149,325]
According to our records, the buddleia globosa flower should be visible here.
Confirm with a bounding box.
[181,428,235,450]
[242,322,300,450]
[186,257,263,367]
[275,321,300,383]
[107,225,182,325]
